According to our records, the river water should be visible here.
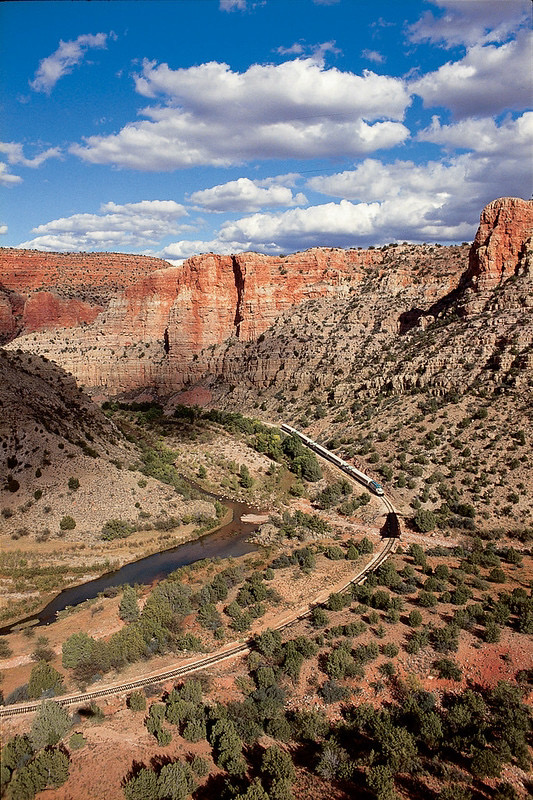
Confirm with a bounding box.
[1,491,261,635]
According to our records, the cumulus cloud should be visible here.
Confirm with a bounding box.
[0,141,62,168]
[210,195,476,254]
[159,238,240,263]
[70,58,410,170]
[208,111,531,252]
[30,32,114,94]
[410,31,532,117]
[18,200,188,252]
[0,224,8,235]
[0,162,23,186]
[188,175,307,212]
[408,0,529,48]
[418,112,533,155]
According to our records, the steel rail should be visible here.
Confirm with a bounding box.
[1,427,400,718]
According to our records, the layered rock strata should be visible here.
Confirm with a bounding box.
[0,249,169,342]
[2,198,531,398]
[466,197,533,291]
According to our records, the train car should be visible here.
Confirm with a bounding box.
[281,423,385,496]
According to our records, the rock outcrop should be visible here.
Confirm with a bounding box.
[0,249,170,343]
[466,197,533,290]
[3,247,385,394]
[2,197,531,398]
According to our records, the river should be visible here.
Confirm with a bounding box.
[0,490,262,635]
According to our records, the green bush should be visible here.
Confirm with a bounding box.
[414,509,437,532]
[127,691,146,711]
[101,519,134,540]
[69,732,86,750]
[59,515,76,531]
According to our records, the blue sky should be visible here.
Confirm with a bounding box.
[1,0,531,261]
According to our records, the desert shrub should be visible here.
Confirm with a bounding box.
[127,691,146,711]
[69,732,86,750]
[59,515,76,531]
[414,509,437,532]
[0,637,13,658]
[27,662,64,699]
[434,658,462,681]
[101,519,134,540]
[408,610,423,627]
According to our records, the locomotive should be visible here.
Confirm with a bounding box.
[281,423,385,496]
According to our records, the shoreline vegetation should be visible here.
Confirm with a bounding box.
[0,500,243,633]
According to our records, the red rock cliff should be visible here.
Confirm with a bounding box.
[3,197,531,396]
[466,197,533,290]
[0,248,170,341]
[3,247,381,393]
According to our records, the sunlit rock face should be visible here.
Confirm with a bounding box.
[466,197,533,291]
[2,197,531,398]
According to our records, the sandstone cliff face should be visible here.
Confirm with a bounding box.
[2,198,531,397]
[466,197,533,291]
[3,247,382,394]
[0,248,170,343]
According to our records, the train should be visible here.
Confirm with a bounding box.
[281,423,385,496]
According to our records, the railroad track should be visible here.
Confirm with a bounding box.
[0,535,397,719]
[1,428,400,719]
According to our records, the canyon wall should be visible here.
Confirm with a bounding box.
[0,249,169,341]
[2,197,531,397]
[2,247,383,394]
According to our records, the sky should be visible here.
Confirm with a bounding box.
[0,0,531,262]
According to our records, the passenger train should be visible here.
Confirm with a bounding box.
[281,423,385,496]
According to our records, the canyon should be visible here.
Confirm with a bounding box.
[0,197,531,404]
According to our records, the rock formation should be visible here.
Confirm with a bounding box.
[0,249,169,343]
[466,197,533,291]
[1,197,531,398]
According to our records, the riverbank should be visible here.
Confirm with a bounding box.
[0,488,268,634]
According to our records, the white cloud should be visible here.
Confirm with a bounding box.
[0,162,23,186]
[188,176,307,212]
[213,112,531,252]
[411,31,532,117]
[0,224,8,235]
[0,141,62,167]
[418,112,533,156]
[408,0,530,48]
[18,200,188,252]
[159,238,240,262]
[276,40,341,64]
[213,195,474,254]
[276,43,305,56]
[220,0,247,11]
[71,58,410,170]
[361,49,385,64]
[30,32,115,94]
[309,113,532,201]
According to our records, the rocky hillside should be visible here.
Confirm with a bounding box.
[3,198,530,401]
[192,198,532,536]
[0,349,219,624]
[3,242,469,397]
[1,198,531,538]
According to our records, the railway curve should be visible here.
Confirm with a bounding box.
[1,423,399,719]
